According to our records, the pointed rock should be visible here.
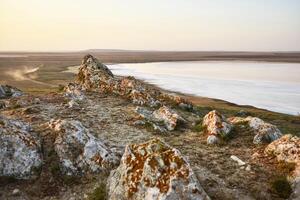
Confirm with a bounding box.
[202,110,232,144]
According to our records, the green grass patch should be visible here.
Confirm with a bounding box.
[88,183,107,200]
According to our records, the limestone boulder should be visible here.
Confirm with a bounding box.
[248,117,282,144]
[0,116,42,179]
[48,119,119,175]
[135,106,183,132]
[265,134,300,199]
[153,106,183,131]
[228,116,282,144]
[202,110,233,144]
[107,139,210,200]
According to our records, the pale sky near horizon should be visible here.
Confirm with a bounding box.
[0,0,300,51]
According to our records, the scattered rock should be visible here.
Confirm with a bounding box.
[230,155,246,166]
[152,105,183,131]
[135,106,183,132]
[0,101,6,109]
[48,119,119,175]
[229,116,282,144]
[68,99,80,109]
[107,138,210,200]
[265,134,300,199]
[0,85,23,99]
[235,110,250,117]
[64,83,85,101]
[0,115,42,179]
[265,134,299,178]
[248,117,282,144]
[12,188,20,196]
[245,165,251,171]
[202,110,233,144]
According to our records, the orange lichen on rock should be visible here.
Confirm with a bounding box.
[76,54,193,109]
[107,139,210,200]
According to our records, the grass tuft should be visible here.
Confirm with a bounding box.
[271,176,292,199]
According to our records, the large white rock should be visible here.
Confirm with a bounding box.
[248,117,282,144]
[48,119,119,175]
[0,116,42,179]
[202,110,233,144]
[107,139,210,200]
[228,116,282,144]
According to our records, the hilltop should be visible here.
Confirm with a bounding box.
[0,55,299,200]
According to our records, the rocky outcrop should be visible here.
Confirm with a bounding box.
[228,116,282,144]
[0,116,42,179]
[76,54,192,108]
[265,134,300,199]
[48,119,119,175]
[107,139,210,200]
[77,54,114,89]
[152,106,183,131]
[135,106,184,132]
[202,110,233,144]
[64,83,85,101]
[0,85,23,99]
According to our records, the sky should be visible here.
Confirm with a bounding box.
[0,0,300,51]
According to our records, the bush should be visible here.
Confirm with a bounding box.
[271,176,292,199]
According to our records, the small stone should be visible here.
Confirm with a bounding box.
[230,155,246,166]
[245,165,251,171]
[12,189,20,196]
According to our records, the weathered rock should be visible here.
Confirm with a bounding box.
[0,101,6,109]
[64,83,85,101]
[76,54,192,108]
[229,116,282,144]
[135,106,183,132]
[48,119,119,175]
[265,134,300,199]
[0,116,42,179]
[265,134,300,177]
[202,110,233,144]
[0,85,23,99]
[248,117,282,144]
[67,99,80,109]
[153,106,183,131]
[77,54,114,89]
[107,139,210,200]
